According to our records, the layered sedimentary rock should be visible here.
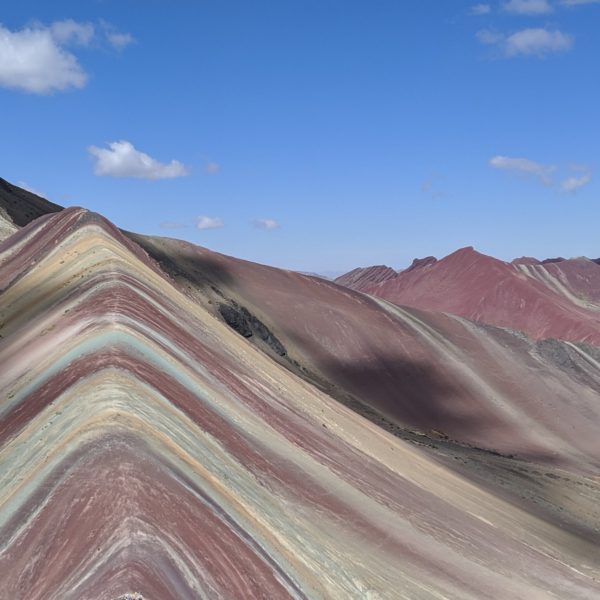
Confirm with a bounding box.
[334,265,397,289]
[0,203,599,598]
[337,246,600,345]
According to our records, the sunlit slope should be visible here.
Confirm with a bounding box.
[0,209,598,599]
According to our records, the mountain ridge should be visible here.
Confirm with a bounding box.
[336,246,600,345]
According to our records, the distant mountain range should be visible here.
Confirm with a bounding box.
[336,247,600,345]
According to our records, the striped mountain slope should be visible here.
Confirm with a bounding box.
[0,188,598,598]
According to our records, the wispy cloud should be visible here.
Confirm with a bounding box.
[49,19,95,46]
[490,155,593,193]
[477,29,505,45]
[502,0,553,14]
[206,161,220,175]
[561,171,592,193]
[100,21,135,49]
[252,218,280,230]
[489,155,556,184]
[160,221,187,230]
[478,27,573,57]
[88,140,188,179]
[421,174,446,200]
[470,4,492,15]
[561,0,600,5]
[17,181,45,197]
[106,31,135,49]
[196,216,224,230]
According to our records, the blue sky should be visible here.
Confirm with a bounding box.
[1,0,598,273]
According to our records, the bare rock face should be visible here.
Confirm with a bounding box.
[218,302,287,356]
[403,255,437,273]
[541,257,567,264]
[511,256,541,266]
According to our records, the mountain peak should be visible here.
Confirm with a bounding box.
[441,245,496,266]
[512,256,541,266]
[403,255,437,273]
[335,264,397,289]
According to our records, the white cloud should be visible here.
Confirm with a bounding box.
[561,172,592,193]
[561,0,600,5]
[253,218,280,230]
[490,156,593,193]
[196,216,224,230]
[99,21,135,49]
[206,162,220,174]
[470,4,492,15]
[0,20,133,94]
[106,31,135,49]
[489,155,556,184]
[49,19,95,46]
[505,28,573,56]
[477,29,505,45]
[0,22,88,93]
[478,27,573,58]
[88,140,188,179]
[502,0,553,14]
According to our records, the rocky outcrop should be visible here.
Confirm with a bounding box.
[218,302,287,356]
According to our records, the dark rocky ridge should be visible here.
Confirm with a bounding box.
[0,177,62,227]
[403,255,437,273]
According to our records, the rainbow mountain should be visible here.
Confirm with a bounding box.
[0,182,599,599]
